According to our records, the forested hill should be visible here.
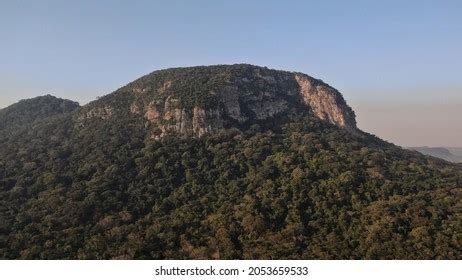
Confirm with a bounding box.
[0,95,79,131]
[0,65,461,260]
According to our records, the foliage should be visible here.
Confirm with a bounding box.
[0,97,460,259]
[0,95,79,132]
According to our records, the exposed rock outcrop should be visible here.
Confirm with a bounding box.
[78,64,357,137]
[144,97,223,138]
[294,74,356,130]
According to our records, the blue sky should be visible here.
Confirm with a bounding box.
[1,0,461,146]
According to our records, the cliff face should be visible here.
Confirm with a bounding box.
[78,64,357,138]
[294,74,356,130]
[143,97,224,138]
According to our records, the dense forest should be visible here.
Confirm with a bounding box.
[0,65,461,259]
[0,95,79,132]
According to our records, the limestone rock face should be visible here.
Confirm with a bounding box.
[78,64,357,137]
[143,97,223,138]
[294,74,356,130]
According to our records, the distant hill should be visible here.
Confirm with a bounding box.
[0,95,80,131]
[0,64,461,260]
[447,147,462,157]
[408,147,462,163]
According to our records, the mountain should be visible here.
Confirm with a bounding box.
[0,64,461,260]
[447,147,462,157]
[77,64,356,138]
[408,147,462,163]
[0,95,80,131]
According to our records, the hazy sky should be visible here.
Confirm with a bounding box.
[1,0,461,146]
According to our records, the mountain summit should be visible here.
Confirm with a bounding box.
[78,64,356,138]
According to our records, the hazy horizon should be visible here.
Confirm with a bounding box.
[1,0,461,147]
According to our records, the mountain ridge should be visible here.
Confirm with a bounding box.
[408,147,462,163]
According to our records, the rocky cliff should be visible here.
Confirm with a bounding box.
[78,64,357,138]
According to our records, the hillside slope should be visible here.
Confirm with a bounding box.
[0,65,460,259]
